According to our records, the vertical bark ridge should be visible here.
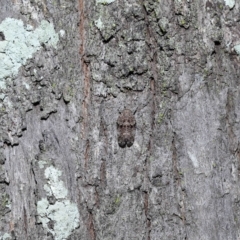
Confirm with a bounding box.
[79,0,91,141]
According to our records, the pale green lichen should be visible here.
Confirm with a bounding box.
[37,166,80,240]
[23,82,30,90]
[34,20,59,46]
[38,160,47,169]
[188,151,199,168]
[59,29,65,37]
[157,112,165,124]
[37,198,50,227]
[37,198,80,240]
[44,166,68,198]
[1,233,12,240]
[234,44,240,55]
[96,0,116,4]
[0,18,59,89]
[95,18,104,30]
[1,193,11,210]
[114,195,121,205]
[224,0,235,9]
[0,94,5,100]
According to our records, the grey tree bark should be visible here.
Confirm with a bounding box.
[0,0,240,239]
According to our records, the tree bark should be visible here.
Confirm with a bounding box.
[0,0,240,239]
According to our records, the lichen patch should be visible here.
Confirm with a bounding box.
[96,0,116,4]
[0,18,59,89]
[224,0,235,9]
[37,166,80,239]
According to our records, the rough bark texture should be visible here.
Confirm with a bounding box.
[0,0,240,239]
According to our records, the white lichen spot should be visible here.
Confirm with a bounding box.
[38,160,47,169]
[2,233,12,240]
[0,94,5,100]
[44,166,68,198]
[231,163,237,182]
[96,0,116,4]
[188,151,199,168]
[34,20,59,46]
[133,141,141,152]
[37,199,80,240]
[43,184,52,196]
[37,166,80,240]
[3,97,12,108]
[0,18,59,89]
[26,24,34,31]
[23,82,30,90]
[95,18,104,30]
[37,198,51,228]
[20,183,24,191]
[59,29,65,37]
[94,82,107,97]
[234,44,240,55]
[224,0,235,9]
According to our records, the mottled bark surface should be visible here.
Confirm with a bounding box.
[0,0,240,239]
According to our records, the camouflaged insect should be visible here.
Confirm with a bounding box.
[117,109,136,148]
